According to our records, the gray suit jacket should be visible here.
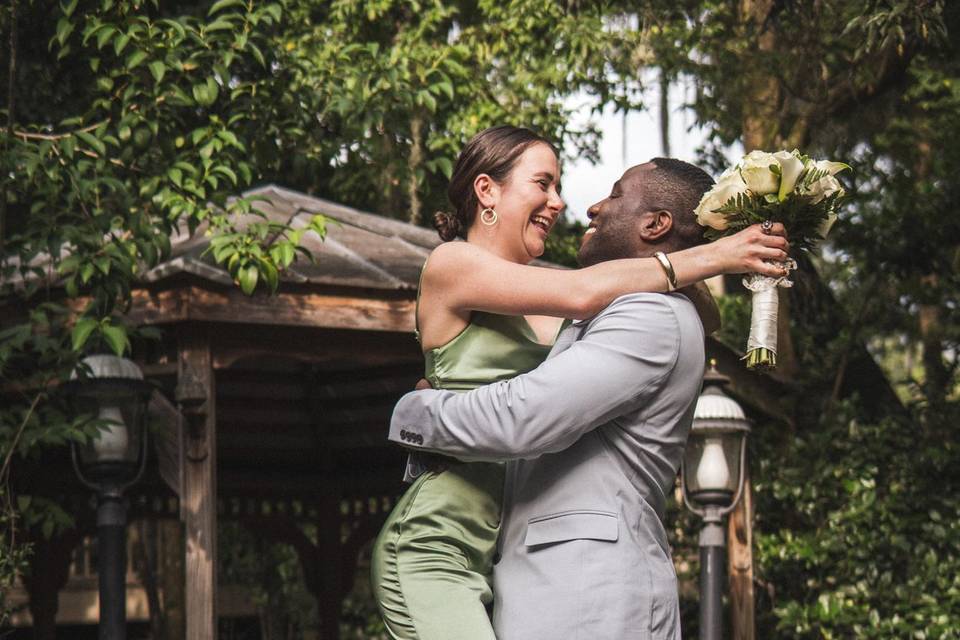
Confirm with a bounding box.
[389,293,705,639]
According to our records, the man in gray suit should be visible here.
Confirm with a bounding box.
[389,158,769,639]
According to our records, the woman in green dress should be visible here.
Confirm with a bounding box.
[371,125,788,640]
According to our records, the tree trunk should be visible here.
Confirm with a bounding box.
[659,69,671,157]
[738,0,779,152]
[380,134,400,218]
[919,274,948,409]
[407,114,424,225]
[913,141,948,411]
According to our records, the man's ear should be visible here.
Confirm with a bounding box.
[473,174,501,209]
[638,210,673,242]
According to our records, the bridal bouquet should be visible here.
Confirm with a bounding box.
[695,150,849,370]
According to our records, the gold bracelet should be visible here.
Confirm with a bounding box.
[653,251,678,291]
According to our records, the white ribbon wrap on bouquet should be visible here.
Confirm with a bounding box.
[742,259,798,355]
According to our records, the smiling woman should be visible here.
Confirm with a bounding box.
[369,126,790,640]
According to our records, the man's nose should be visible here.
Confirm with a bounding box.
[586,201,601,219]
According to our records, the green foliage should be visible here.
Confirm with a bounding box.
[276,0,643,220]
[646,1,947,155]
[2,0,958,635]
[0,488,31,629]
[752,402,960,638]
[0,0,327,618]
[648,2,959,636]
[219,522,318,637]
[706,188,845,253]
[340,592,389,639]
[715,292,751,352]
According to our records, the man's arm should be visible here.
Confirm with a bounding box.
[389,294,685,461]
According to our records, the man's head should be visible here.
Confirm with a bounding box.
[578,158,715,266]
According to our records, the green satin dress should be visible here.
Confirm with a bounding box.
[371,310,556,640]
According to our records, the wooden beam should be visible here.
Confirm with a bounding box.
[125,285,416,333]
[176,327,217,640]
[218,469,401,496]
[211,325,421,370]
[215,362,420,384]
[728,473,755,640]
[218,428,395,453]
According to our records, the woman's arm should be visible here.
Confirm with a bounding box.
[424,223,789,320]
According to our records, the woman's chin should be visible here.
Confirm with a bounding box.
[524,238,546,259]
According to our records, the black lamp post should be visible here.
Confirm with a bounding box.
[63,355,152,640]
[682,362,750,640]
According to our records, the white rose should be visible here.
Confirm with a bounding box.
[804,174,844,204]
[695,172,747,231]
[738,150,780,196]
[773,150,805,200]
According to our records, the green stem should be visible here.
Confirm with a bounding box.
[745,347,777,371]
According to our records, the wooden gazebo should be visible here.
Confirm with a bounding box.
[8,185,793,639]
[10,185,445,639]
[132,184,445,639]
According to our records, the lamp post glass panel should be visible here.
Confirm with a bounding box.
[682,364,750,640]
[65,355,152,640]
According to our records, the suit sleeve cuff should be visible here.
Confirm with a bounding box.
[388,388,446,447]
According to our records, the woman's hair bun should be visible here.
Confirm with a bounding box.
[433,210,461,242]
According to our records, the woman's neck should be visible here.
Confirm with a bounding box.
[465,228,532,265]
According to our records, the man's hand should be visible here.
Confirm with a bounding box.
[678,281,721,335]
[415,378,433,391]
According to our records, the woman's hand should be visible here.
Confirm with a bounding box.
[714,223,791,277]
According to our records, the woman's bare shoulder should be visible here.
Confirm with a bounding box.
[423,242,491,280]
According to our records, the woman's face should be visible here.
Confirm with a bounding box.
[473,142,565,263]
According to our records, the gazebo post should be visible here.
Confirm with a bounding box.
[176,326,218,640]
[727,473,755,639]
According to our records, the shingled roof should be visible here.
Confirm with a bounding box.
[142,184,443,292]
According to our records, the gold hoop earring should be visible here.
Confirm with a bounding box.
[480,207,498,226]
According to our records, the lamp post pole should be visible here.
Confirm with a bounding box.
[699,507,726,640]
[682,362,752,640]
[97,486,127,640]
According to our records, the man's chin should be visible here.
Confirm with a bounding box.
[577,232,596,266]
[577,243,600,267]
[577,232,637,267]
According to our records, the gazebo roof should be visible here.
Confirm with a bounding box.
[143,184,442,292]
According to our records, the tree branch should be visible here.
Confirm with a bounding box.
[13,119,109,141]
[0,393,41,484]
